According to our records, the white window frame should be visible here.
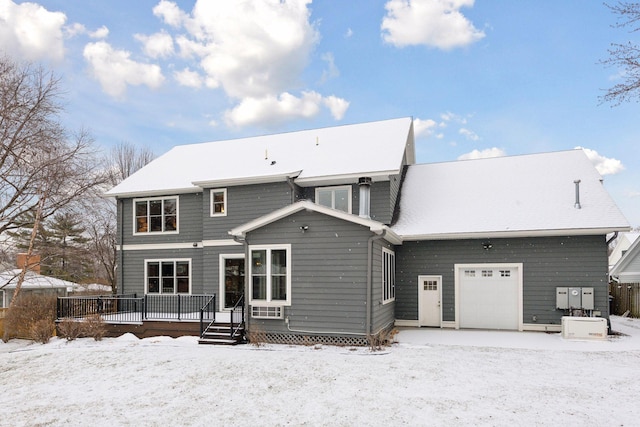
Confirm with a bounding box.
[133,196,179,235]
[315,185,352,213]
[248,244,291,307]
[144,258,192,295]
[382,247,396,304]
[210,188,227,217]
[219,253,245,310]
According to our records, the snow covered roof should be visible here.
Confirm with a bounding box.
[105,118,414,198]
[392,149,631,239]
[0,269,78,292]
[610,234,640,279]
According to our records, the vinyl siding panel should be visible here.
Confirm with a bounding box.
[120,193,203,245]
[371,240,396,333]
[119,248,203,295]
[246,210,375,335]
[202,182,293,240]
[395,235,609,326]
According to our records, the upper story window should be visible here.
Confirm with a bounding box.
[315,185,352,213]
[210,189,227,217]
[134,197,178,234]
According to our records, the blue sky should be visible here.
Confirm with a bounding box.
[1,0,639,227]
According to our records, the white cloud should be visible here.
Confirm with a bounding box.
[458,147,505,160]
[83,41,165,98]
[413,118,439,137]
[576,147,625,176]
[459,127,480,141]
[345,28,353,38]
[381,0,485,50]
[89,25,109,39]
[0,0,66,62]
[225,91,347,127]
[174,67,203,88]
[323,95,349,120]
[153,0,189,28]
[319,52,339,83]
[135,31,174,58]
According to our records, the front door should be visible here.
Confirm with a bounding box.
[221,255,245,309]
[418,275,442,327]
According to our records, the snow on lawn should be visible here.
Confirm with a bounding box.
[2,317,640,427]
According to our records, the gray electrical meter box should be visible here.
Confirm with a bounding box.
[581,287,594,310]
[568,287,582,308]
[556,287,568,309]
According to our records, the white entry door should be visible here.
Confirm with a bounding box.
[418,275,442,327]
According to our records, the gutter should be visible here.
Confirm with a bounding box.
[606,231,619,246]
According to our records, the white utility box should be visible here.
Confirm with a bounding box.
[561,316,607,340]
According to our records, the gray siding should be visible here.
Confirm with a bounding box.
[246,210,379,335]
[395,235,609,325]
[120,193,203,245]
[119,248,203,295]
[202,182,293,240]
[371,239,396,333]
[202,245,245,310]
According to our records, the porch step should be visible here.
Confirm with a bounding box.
[198,323,245,345]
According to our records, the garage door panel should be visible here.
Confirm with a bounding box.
[458,266,520,330]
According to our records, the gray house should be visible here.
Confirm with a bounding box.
[105,118,629,343]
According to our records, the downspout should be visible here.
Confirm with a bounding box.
[118,198,124,295]
[286,177,297,204]
[233,235,249,329]
[366,229,386,336]
[606,231,618,246]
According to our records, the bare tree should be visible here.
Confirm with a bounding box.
[1,56,107,340]
[601,2,640,105]
[107,141,155,186]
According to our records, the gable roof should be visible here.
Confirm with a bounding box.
[392,149,630,239]
[609,232,640,268]
[229,200,402,244]
[0,269,78,291]
[610,236,640,278]
[105,118,414,198]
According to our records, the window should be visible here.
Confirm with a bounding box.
[482,270,493,277]
[249,245,291,306]
[146,260,190,294]
[382,248,395,304]
[315,185,352,213]
[499,270,511,277]
[134,197,178,234]
[464,270,476,277]
[210,189,227,217]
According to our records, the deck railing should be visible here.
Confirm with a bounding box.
[57,294,217,323]
[199,295,217,338]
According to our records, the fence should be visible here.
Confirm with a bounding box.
[57,294,217,323]
[609,282,640,318]
[0,308,7,337]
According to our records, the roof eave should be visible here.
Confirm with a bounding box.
[192,171,301,188]
[103,187,201,199]
[294,170,398,187]
[397,226,632,241]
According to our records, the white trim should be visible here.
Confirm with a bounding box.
[394,319,419,327]
[294,170,396,186]
[219,253,245,311]
[397,227,630,241]
[144,258,192,295]
[248,244,292,307]
[132,196,180,236]
[441,321,456,329]
[119,242,201,251]
[381,247,396,304]
[192,171,301,188]
[315,185,353,214]
[454,263,523,331]
[202,239,242,247]
[209,188,227,217]
[418,275,442,327]
[104,187,199,198]
[522,323,562,332]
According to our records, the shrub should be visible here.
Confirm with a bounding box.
[367,328,398,351]
[83,314,106,341]
[57,317,83,341]
[247,324,267,347]
[2,293,56,342]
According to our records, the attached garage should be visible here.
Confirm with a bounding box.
[455,263,523,331]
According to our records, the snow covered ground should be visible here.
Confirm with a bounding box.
[1,316,640,426]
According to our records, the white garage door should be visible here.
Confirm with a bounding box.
[458,265,521,330]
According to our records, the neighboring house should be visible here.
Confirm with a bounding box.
[104,118,630,343]
[610,236,640,283]
[609,232,640,271]
[0,269,76,308]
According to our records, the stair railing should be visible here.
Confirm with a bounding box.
[229,294,245,340]
[199,294,217,339]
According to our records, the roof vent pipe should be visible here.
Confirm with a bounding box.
[359,177,372,219]
[574,179,581,209]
